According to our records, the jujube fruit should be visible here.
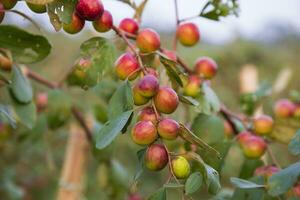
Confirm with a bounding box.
[136,28,161,53]
[253,115,274,135]
[119,18,139,35]
[241,135,266,159]
[145,144,168,171]
[138,106,159,125]
[154,86,179,114]
[63,12,85,34]
[177,23,200,46]
[136,74,159,98]
[26,2,46,13]
[194,57,218,79]
[131,121,157,145]
[76,0,104,21]
[133,84,150,106]
[0,54,12,71]
[115,53,140,80]
[183,75,201,97]
[274,99,295,118]
[157,118,179,140]
[92,10,113,32]
[0,3,5,23]
[171,156,190,179]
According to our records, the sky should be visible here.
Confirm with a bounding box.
[4,0,300,44]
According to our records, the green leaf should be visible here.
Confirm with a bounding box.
[268,161,300,196]
[164,182,184,188]
[230,177,265,189]
[179,123,220,159]
[191,113,224,144]
[189,152,221,195]
[108,81,133,120]
[197,84,220,114]
[96,110,133,149]
[231,176,265,200]
[48,0,77,24]
[159,54,184,87]
[9,66,33,104]
[288,130,300,155]
[12,100,36,129]
[185,172,203,195]
[0,105,16,128]
[111,159,129,187]
[79,37,116,87]
[239,159,263,179]
[134,147,146,181]
[179,95,199,106]
[0,25,51,63]
[148,187,167,200]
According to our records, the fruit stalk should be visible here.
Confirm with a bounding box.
[172,0,180,51]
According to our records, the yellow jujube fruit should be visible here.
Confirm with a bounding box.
[171,156,190,179]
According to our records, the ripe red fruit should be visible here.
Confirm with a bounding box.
[145,68,158,77]
[115,53,140,80]
[241,135,267,159]
[274,99,295,118]
[136,28,161,53]
[254,165,279,178]
[157,118,179,140]
[154,87,179,114]
[63,12,85,34]
[177,23,200,46]
[162,49,177,61]
[36,92,48,112]
[92,10,113,32]
[127,194,143,200]
[26,2,46,13]
[237,131,253,144]
[1,0,17,9]
[136,74,159,98]
[183,75,202,97]
[131,121,157,145]
[119,18,139,34]
[0,3,4,24]
[194,57,218,79]
[145,144,168,171]
[253,115,274,135]
[76,0,104,21]
[293,182,300,197]
[138,106,159,125]
[133,85,150,106]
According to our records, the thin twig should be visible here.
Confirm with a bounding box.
[266,145,282,169]
[71,107,93,143]
[163,143,181,185]
[26,68,59,89]
[172,0,180,51]
[176,56,193,74]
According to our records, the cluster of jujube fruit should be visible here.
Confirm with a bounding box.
[274,98,300,119]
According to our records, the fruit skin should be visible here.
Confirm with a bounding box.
[63,12,85,34]
[145,144,168,171]
[36,92,48,112]
[241,135,266,159]
[177,23,200,46]
[26,2,46,13]
[171,156,190,179]
[154,87,179,114]
[162,49,177,61]
[1,0,17,9]
[115,53,140,80]
[183,75,201,97]
[223,120,233,138]
[136,28,161,53]
[0,54,12,71]
[253,115,274,135]
[254,165,279,178]
[119,18,139,34]
[274,99,295,118]
[133,85,150,106]
[127,194,143,200]
[136,74,159,98]
[92,10,113,32]
[145,68,158,77]
[76,0,104,21]
[0,3,5,23]
[237,131,253,145]
[293,182,300,197]
[194,57,218,79]
[138,106,159,125]
[157,118,179,140]
[131,121,157,145]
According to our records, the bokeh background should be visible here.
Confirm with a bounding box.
[1,0,300,199]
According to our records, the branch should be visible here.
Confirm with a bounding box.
[71,107,93,143]
[172,0,180,50]
[220,105,247,135]
[26,68,59,89]
[266,145,282,169]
